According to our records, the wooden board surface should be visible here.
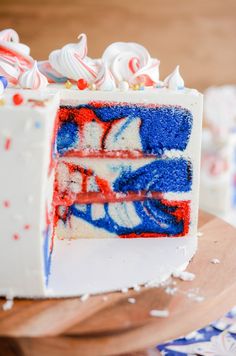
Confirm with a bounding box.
[0,211,236,356]
[1,0,236,91]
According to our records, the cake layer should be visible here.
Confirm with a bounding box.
[55,157,192,205]
[55,199,190,239]
[57,103,193,156]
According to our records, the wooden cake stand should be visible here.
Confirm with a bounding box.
[0,211,236,356]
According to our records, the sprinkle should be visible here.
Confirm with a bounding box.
[121,287,128,294]
[13,234,19,240]
[13,93,24,106]
[0,76,8,89]
[128,297,136,304]
[132,284,141,292]
[2,298,14,311]
[3,200,10,208]
[4,137,11,150]
[211,258,220,264]
[0,98,5,106]
[118,81,129,91]
[88,83,96,91]
[80,293,90,302]
[77,78,88,90]
[172,270,195,281]
[64,80,72,89]
[34,121,41,129]
[149,309,169,318]
[24,224,30,230]
[132,84,140,90]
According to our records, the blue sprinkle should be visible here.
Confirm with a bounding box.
[0,76,8,89]
[35,121,42,128]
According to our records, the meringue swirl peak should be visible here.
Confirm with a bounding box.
[19,61,48,89]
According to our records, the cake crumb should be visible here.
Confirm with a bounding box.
[128,297,136,304]
[211,258,220,264]
[173,270,195,281]
[102,295,108,302]
[197,231,203,237]
[149,309,169,318]
[2,298,14,311]
[121,287,128,294]
[165,286,178,295]
[80,293,90,302]
[132,284,141,292]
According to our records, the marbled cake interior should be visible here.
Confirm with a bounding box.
[53,102,193,239]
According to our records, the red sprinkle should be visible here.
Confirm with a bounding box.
[4,137,11,150]
[77,78,88,90]
[3,200,10,208]
[13,93,24,105]
[24,224,30,230]
[13,234,19,240]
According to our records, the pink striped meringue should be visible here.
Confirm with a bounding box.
[49,33,99,82]
[18,61,48,89]
[94,63,116,91]
[102,42,160,86]
[0,29,33,85]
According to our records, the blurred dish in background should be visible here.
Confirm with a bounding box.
[200,85,236,226]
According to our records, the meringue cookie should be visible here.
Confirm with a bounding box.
[102,42,160,86]
[19,61,48,89]
[49,33,99,82]
[94,63,116,91]
[164,65,184,90]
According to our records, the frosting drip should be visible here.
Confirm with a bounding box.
[0,28,33,85]
[19,61,48,89]
[102,42,160,86]
[49,33,99,82]
[164,65,184,90]
[94,63,116,91]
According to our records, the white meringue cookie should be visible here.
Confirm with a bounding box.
[19,61,48,89]
[94,63,116,91]
[49,33,99,82]
[102,42,160,86]
[164,65,184,90]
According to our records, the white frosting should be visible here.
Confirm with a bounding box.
[102,42,160,86]
[19,61,48,89]
[164,65,184,90]
[94,63,116,91]
[49,33,99,82]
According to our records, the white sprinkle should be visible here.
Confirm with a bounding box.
[102,295,108,302]
[173,270,195,281]
[27,195,34,204]
[121,287,128,294]
[2,298,14,311]
[118,81,129,91]
[133,284,141,292]
[213,320,228,331]
[149,309,169,318]
[211,258,220,264]
[80,293,90,302]
[128,297,136,304]
[197,231,203,237]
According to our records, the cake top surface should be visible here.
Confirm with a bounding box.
[0,28,198,95]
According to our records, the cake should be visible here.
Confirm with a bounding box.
[200,85,236,225]
[0,29,203,298]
